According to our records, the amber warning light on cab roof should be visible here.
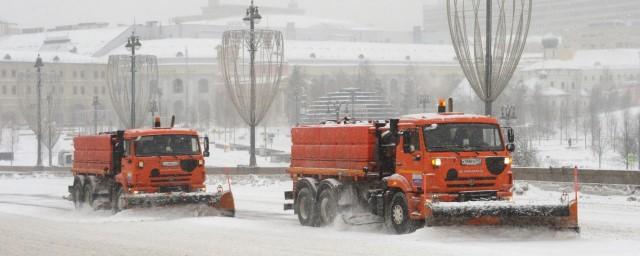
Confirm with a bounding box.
[437,98,455,114]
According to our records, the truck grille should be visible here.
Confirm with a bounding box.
[150,173,191,186]
[446,176,496,189]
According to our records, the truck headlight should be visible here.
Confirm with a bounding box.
[431,158,442,168]
[138,161,144,168]
[198,159,204,166]
[504,157,512,165]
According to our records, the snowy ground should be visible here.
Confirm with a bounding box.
[0,172,639,256]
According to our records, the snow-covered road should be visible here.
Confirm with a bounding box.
[0,173,639,256]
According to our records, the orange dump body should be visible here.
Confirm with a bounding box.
[291,124,377,170]
[73,135,114,176]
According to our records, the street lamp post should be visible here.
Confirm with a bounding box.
[34,54,44,169]
[500,105,517,127]
[125,33,142,129]
[417,94,430,113]
[46,94,53,166]
[243,0,262,167]
[92,96,100,134]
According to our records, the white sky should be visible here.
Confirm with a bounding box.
[0,0,439,30]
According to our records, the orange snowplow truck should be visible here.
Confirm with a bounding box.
[284,101,578,234]
[69,119,234,216]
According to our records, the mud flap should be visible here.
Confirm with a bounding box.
[425,200,579,231]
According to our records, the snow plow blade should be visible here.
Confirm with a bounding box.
[124,190,235,217]
[426,200,578,231]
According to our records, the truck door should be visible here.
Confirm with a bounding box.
[121,140,135,183]
[397,129,424,188]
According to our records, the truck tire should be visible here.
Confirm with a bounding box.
[385,192,418,234]
[83,182,95,210]
[296,187,317,226]
[72,180,84,209]
[317,188,338,226]
[111,186,127,214]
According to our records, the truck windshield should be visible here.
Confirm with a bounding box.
[135,135,200,156]
[423,123,504,152]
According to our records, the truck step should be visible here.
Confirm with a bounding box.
[284,191,293,200]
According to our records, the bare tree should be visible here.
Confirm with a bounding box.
[617,111,633,169]
[16,70,63,166]
[591,118,605,169]
[285,66,306,125]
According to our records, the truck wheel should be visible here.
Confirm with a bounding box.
[385,192,418,234]
[72,181,84,209]
[296,187,317,226]
[111,186,127,214]
[317,188,338,226]
[83,183,94,210]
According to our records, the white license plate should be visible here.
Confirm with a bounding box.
[162,161,179,167]
[461,158,481,166]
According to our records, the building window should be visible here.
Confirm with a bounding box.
[1,70,5,77]
[550,81,554,87]
[102,86,106,95]
[173,79,184,93]
[561,82,565,89]
[94,86,98,94]
[73,86,77,95]
[94,71,98,79]
[101,71,105,79]
[80,71,85,79]
[59,86,64,94]
[27,86,32,95]
[11,70,16,78]
[571,82,575,90]
[1,85,6,95]
[11,86,16,95]
[73,71,77,78]
[59,71,63,78]
[198,79,209,93]
[81,86,85,95]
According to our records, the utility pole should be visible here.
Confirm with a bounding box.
[35,54,44,169]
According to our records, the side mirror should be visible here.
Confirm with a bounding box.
[507,128,515,143]
[506,143,515,152]
[402,131,418,153]
[203,136,210,157]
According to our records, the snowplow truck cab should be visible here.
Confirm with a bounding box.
[284,103,578,233]
[69,123,234,216]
